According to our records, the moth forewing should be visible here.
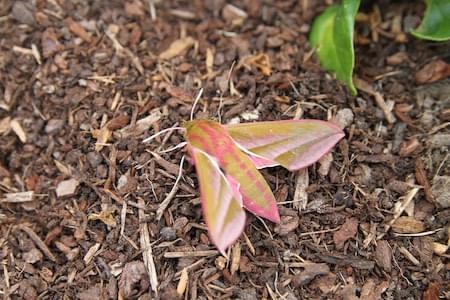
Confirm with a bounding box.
[189,147,246,254]
[184,120,281,224]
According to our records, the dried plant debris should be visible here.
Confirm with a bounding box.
[0,1,448,299]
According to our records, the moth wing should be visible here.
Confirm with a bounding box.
[226,120,344,171]
[191,148,246,254]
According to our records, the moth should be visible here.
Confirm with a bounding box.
[147,119,344,254]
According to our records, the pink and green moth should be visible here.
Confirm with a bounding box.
[149,119,344,254]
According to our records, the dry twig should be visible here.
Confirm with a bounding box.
[138,198,158,294]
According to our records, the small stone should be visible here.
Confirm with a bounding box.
[160,227,177,241]
[12,1,36,25]
[335,108,354,129]
[432,176,450,208]
[45,119,64,134]
[86,151,103,168]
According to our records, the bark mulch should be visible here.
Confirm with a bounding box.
[0,1,449,299]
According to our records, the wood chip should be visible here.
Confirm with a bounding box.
[274,215,299,236]
[1,191,34,203]
[159,36,196,60]
[318,153,333,176]
[333,218,359,250]
[168,9,198,20]
[318,254,375,270]
[431,176,450,208]
[310,272,337,294]
[360,279,389,300]
[292,263,330,287]
[64,17,91,42]
[354,77,396,124]
[117,108,162,138]
[106,27,144,75]
[56,178,79,197]
[119,261,147,298]
[164,250,219,258]
[293,168,309,211]
[398,246,420,266]
[391,216,425,234]
[23,248,43,264]
[206,48,214,75]
[423,282,441,300]
[431,242,448,256]
[415,158,433,202]
[106,114,130,130]
[374,240,392,272]
[10,118,27,143]
[17,224,57,262]
[83,243,101,265]
[138,197,158,294]
[0,116,11,134]
[222,4,248,24]
[415,60,450,84]
[176,268,188,296]
[230,242,240,275]
[380,187,419,239]
[53,160,72,176]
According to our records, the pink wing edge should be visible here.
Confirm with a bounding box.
[227,120,345,171]
[189,147,247,255]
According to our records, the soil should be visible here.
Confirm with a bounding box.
[0,1,449,299]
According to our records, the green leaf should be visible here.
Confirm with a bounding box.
[309,0,361,95]
[411,0,450,41]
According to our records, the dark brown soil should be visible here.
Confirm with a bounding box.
[1,1,449,299]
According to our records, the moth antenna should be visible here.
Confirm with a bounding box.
[156,155,185,220]
[217,94,223,124]
[143,127,184,143]
[190,88,204,121]
[255,216,274,240]
[159,142,187,154]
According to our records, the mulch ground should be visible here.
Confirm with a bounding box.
[0,0,449,299]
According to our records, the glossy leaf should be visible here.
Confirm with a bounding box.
[309,0,360,95]
[184,120,280,223]
[411,0,450,41]
[226,120,344,171]
[190,147,246,254]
